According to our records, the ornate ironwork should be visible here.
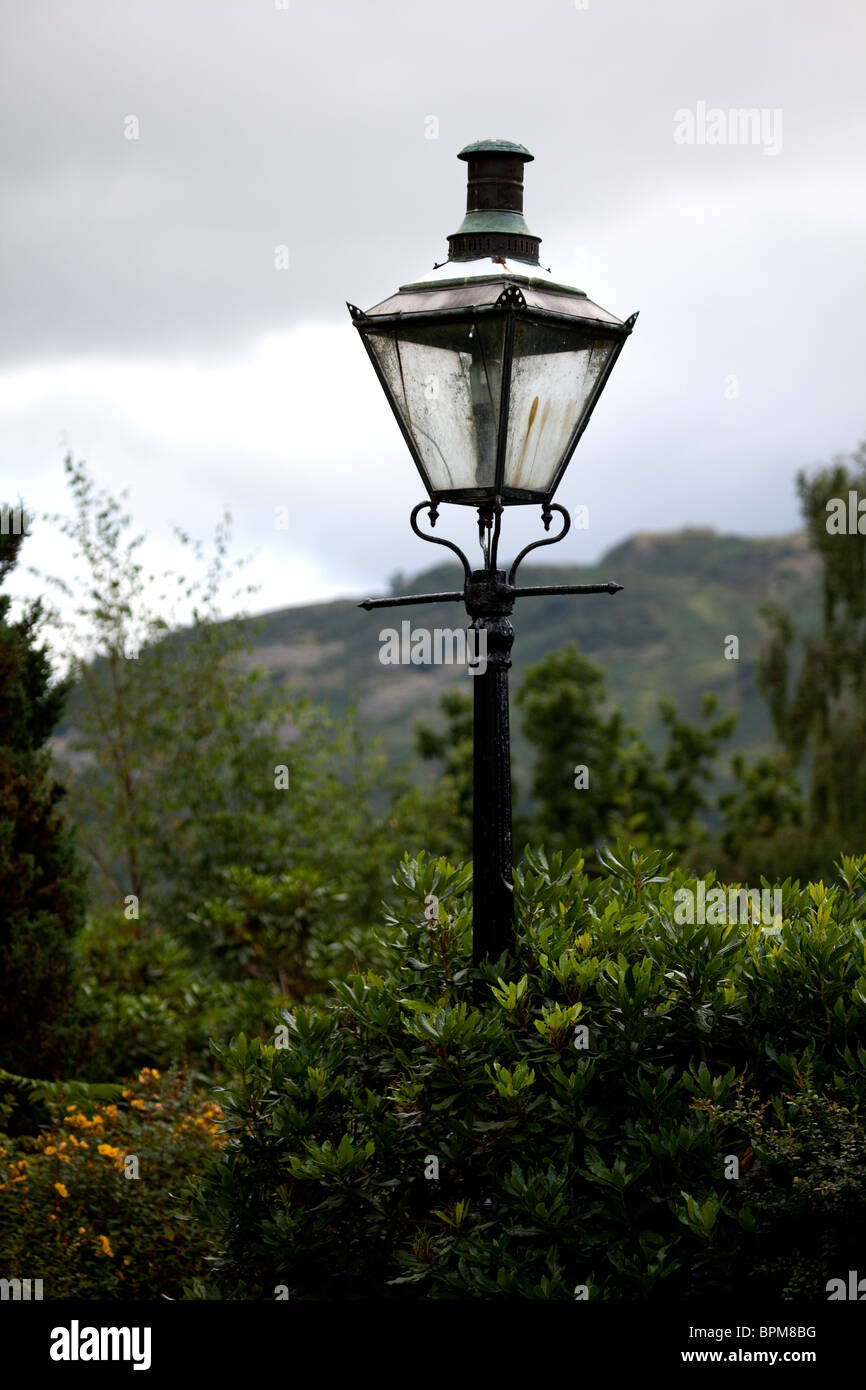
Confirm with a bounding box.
[507,502,568,585]
[408,501,473,585]
[359,500,622,612]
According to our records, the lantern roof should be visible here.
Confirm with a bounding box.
[361,271,628,331]
[401,256,572,291]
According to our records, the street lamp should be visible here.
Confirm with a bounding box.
[351,139,638,966]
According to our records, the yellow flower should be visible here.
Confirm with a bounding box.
[97,1234,114,1258]
[78,1226,86,1234]
[54,1183,69,1199]
[104,1105,118,1118]
[97,1144,121,1159]
[44,1145,58,1155]
[130,1099,146,1110]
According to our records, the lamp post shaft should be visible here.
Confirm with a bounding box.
[467,572,515,965]
[358,516,623,967]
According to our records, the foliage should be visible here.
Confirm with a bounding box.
[0,518,87,1077]
[38,455,265,918]
[185,846,866,1300]
[411,688,474,860]
[515,644,628,849]
[727,437,866,877]
[413,649,737,868]
[38,456,400,984]
[692,1071,866,1298]
[71,915,281,1081]
[0,1066,223,1299]
[716,751,810,880]
[654,694,737,853]
[512,645,734,857]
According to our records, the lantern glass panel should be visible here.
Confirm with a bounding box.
[366,317,505,495]
[503,321,616,494]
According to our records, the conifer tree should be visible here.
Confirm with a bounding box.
[0,519,86,1077]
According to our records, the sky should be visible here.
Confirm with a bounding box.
[1,0,864,627]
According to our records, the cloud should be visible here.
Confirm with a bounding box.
[1,0,864,621]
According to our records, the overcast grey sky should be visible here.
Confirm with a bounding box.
[2,0,864,622]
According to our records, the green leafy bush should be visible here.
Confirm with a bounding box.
[185,846,866,1300]
[73,915,282,1079]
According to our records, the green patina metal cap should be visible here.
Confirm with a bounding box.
[448,139,540,265]
[457,138,534,162]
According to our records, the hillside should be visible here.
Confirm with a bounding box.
[236,527,820,789]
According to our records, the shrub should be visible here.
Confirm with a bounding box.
[0,1066,224,1299]
[185,846,866,1300]
[73,916,283,1079]
[693,1068,866,1298]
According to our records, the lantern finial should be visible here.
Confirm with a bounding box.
[448,139,540,266]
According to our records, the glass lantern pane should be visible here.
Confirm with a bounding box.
[503,320,616,494]
[366,319,505,495]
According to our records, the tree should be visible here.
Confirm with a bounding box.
[654,693,738,857]
[37,456,396,987]
[717,751,804,881]
[769,443,866,834]
[0,519,86,1077]
[514,644,735,857]
[515,643,629,851]
[725,436,866,877]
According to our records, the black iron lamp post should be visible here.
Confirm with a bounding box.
[350,139,638,966]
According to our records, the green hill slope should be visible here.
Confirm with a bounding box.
[241,527,820,789]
